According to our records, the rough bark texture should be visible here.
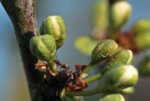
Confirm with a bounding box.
[1,0,47,101]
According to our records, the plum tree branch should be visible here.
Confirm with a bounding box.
[0,0,48,101]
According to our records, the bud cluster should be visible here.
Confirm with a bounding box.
[28,3,141,101]
[30,16,66,72]
[91,39,133,66]
[90,40,138,101]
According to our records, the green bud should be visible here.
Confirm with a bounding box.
[93,0,108,31]
[134,31,150,49]
[40,16,66,49]
[103,50,133,75]
[91,39,118,64]
[138,54,150,76]
[120,87,135,94]
[98,65,138,92]
[132,19,150,34]
[99,94,125,101]
[110,1,131,30]
[108,49,133,66]
[30,35,56,67]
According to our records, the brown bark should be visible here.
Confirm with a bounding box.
[0,0,49,101]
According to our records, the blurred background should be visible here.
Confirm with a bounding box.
[0,0,150,101]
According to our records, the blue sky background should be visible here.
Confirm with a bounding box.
[0,0,150,101]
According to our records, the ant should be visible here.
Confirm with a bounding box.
[35,59,88,95]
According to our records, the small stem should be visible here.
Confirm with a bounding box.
[66,88,101,96]
[37,29,41,36]
[110,30,119,39]
[47,59,57,73]
[82,63,94,74]
[85,73,102,83]
[80,63,94,78]
[108,0,120,40]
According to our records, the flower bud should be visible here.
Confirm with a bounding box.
[30,35,56,67]
[110,1,131,30]
[108,49,133,66]
[91,39,118,64]
[98,65,138,91]
[138,54,150,76]
[99,94,125,101]
[93,0,108,31]
[40,16,66,49]
[132,19,150,34]
[134,31,150,49]
[120,87,134,94]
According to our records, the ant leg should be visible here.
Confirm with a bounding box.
[62,64,70,70]
[55,59,63,67]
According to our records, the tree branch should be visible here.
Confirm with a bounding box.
[0,0,46,100]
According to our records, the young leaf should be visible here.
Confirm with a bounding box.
[75,36,99,55]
